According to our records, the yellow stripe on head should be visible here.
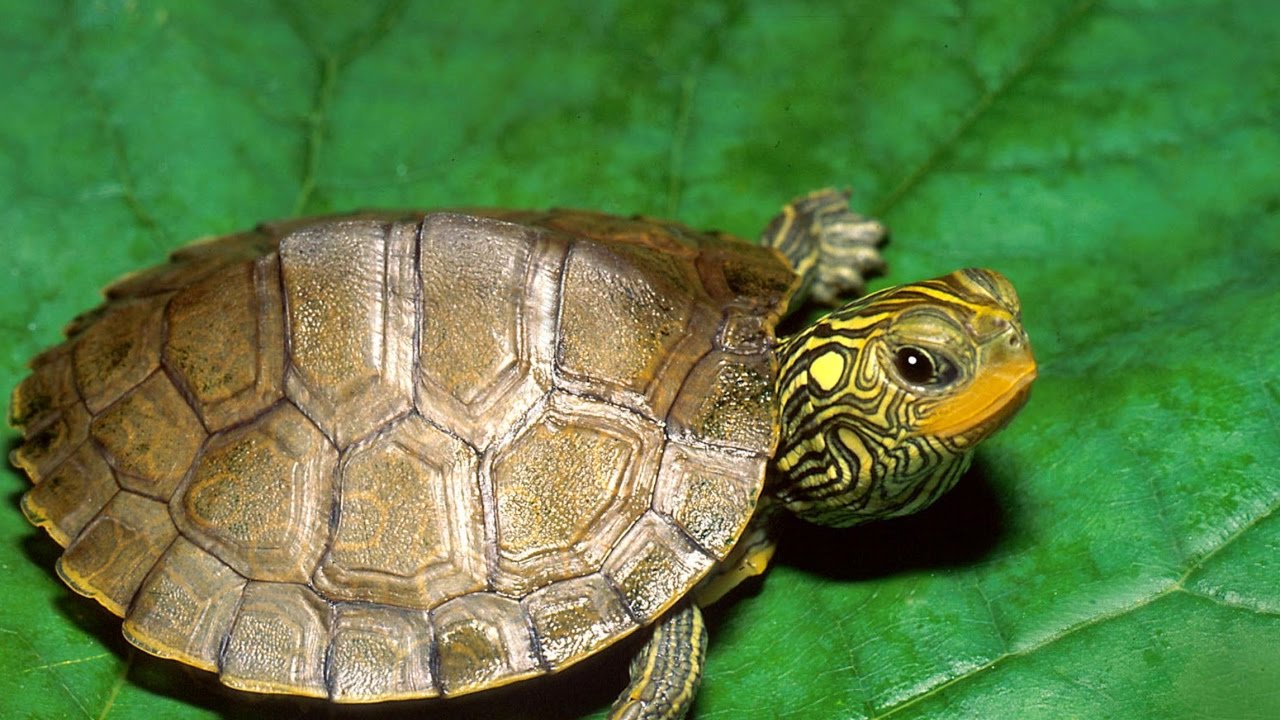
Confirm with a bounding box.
[773,268,1036,527]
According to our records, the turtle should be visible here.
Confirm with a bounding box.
[9,189,1036,719]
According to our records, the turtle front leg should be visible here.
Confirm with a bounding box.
[607,604,708,720]
[761,188,887,305]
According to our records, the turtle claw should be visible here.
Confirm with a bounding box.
[763,189,889,305]
[809,205,888,304]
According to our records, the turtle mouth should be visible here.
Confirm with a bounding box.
[916,353,1037,440]
[963,376,1035,439]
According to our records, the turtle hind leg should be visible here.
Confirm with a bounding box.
[608,604,708,720]
[761,188,887,305]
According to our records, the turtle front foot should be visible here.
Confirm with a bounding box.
[808,195,887,304]
[762,188,888,304]
[608,604,707,720]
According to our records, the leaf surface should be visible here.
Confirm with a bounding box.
[1,1,1277,718]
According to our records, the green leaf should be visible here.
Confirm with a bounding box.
[2,1,1277,718]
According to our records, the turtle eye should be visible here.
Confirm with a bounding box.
[894,346,959,387]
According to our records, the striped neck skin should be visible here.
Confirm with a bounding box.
[771,268,1037,528]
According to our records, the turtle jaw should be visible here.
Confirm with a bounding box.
[914,329,1037,442]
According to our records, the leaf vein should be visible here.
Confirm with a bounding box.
[1180,488,1280,585]
[872,579,1182,718]
[2,626,97,719]
[276,0,409,214]
[872,0,1100,217]
[59,0,165,248]
[95,649,132,720]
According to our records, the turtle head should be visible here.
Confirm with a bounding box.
[772,268,1036,527]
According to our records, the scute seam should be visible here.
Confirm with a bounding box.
[55,489,173,618]
[600,571,646,627]
[477,388,558,591]
[122,533,181,619]
[520,601,552,673]
[24,453,111,548]
[51,485,123,572]
[321,598,337,701]
[214,579,248,676]
[258,253,289,418]
[89,366,202,505]
[10,348,83,442]
[408,216,425,437]
[158,359,213,437]
[424,608,443,702]
[648,506,718,563]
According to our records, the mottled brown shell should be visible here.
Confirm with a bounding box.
[10,208,795,702]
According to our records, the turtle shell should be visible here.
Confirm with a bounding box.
[10,208,797,702]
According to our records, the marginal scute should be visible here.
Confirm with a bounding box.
[654,442,767,560]
[529,210,704,257]
[667,350,778,453]
[10,346,83,483]
[71,295,168,413]
[523,573,636,669]
[164,255,285,431]
[699,240,794,352]
[221,581,330,698]
[415,213,561,448]
[281,219,416,448]
[90,371,204,500]
[123,536,247,672]
[106,228,279,299]
[603,512,715,621]
[314,414,485,609]
[168,227,281,263]
[56,491,176,617]
[22,443,119,547]
[9,401,90,484]
[488,391,663,597]
[175,402,336,582]
[432,593,540,696]
[697,240,795,312]
[327,604,437,702]
[9,347,78,431]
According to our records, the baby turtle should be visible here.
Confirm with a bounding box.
[10,189,1035,718]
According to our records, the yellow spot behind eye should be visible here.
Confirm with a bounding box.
[809,350,846,392]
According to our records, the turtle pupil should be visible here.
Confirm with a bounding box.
[895,346,946,385]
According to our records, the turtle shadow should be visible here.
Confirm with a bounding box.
[773,456,1008,581]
